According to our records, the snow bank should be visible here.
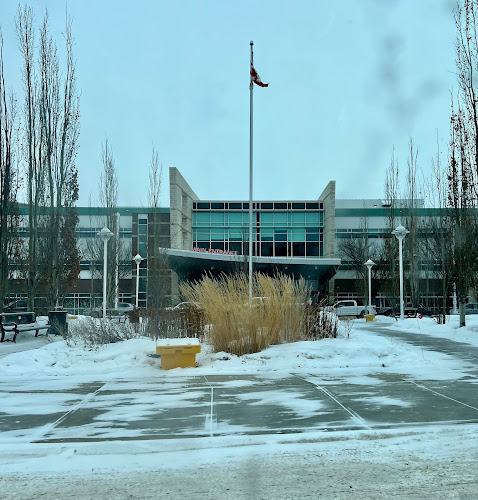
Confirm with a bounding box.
[388,314,478,346]
[1,318,471,381]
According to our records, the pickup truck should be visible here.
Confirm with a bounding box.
[328,300,376,318]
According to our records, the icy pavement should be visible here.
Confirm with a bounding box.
[1,316,478,498]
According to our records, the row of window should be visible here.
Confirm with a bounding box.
[76,227,133,238]
[193,228,323,243]
[193,211,323,227]
[79,260,145,271]
[193,201,323,210]
[335,228,389,239]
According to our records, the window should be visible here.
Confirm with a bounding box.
[211,212,224,225]
[306,242,319,256]
[306,212,320,225]
[260,228,273,241]
[291,212,305,225]
[229,212,243,226]
[261,242,273,256]
[290,228,305,242]
[211,228,225,240]
[196,212,210,225]
[293,242,305,256]
[274,242,287,256]
[274,212,287,225]
[306,202,319,209]
[274,230,287,242]
[306,229,320,241]
[260,212,274,226]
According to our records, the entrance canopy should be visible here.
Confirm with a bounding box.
[162,248,340,287]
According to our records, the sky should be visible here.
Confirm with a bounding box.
[0,0,457,207]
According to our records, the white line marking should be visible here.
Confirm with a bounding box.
[313,383,372,430]
[31,380,111,443]
[411,382,478,412]
[203,376,215,436]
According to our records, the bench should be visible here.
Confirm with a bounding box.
[106,314,128,323]
[0,317,50,343]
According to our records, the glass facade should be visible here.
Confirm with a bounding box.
[192,201,324,258]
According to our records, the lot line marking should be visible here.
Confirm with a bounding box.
[312,382,372,431]
[30,379,112,443]
[203,376,215,436]
[410,381,478,412]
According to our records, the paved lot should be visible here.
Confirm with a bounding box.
[0,322,477,444]
[1,369,477,444]
[2,325,478,499]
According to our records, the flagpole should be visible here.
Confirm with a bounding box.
[248,41,254,306]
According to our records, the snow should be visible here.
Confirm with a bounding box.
[388,314,478,346]
[1,314,477,497]
[156,337,200,346]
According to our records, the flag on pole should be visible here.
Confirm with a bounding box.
[250,64,269,87]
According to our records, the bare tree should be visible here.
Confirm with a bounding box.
[446,0,478,327]
[403,137,423,308]
[38,10,81,309]
[146,145,170,307]
[15,6,80,312]
[338,215,381,305]
[0,28,22,311]
[98,137,120,308]
[420,133,453,321]
[447,96,478,326]
[16,5,44,311]
[381,147,401,314]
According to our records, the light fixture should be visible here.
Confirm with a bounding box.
[392,225,409,320]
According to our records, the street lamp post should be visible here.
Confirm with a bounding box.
[364,259,375,317]
[99,227,113,319]
[392,225,409,320]
[133,254,143,308]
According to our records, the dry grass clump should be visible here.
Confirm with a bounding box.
[305,308,339,339]
[180,273,309,356]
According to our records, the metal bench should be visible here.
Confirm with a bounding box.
[0,316,50,343]
[106,314,128,323]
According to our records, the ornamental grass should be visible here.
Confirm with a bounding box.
[180,273,309,356]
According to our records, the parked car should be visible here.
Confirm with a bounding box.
[465,303,478,315]
[416,307,434,317]
[376,307,393,316]
[172,302,201,311]
[4,299,28,312]
[90,302,134,318]
[327,300,376,318]
[403,306,435,318]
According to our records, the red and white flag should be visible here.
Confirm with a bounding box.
[251,64,269,87]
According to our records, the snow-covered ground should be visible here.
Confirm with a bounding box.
[2,314,476,378]
[1,314,477,498]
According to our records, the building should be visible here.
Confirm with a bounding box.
[6,168,448,314]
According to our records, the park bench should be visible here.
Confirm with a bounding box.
[0,312,51,343]
[107,315,128,323]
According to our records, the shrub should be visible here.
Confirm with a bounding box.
[140,306,204,340]
[305,307,339,340]
[66,317,141,349]
[180,273,309,356]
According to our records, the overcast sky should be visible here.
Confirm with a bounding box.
[0,0,456,206]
